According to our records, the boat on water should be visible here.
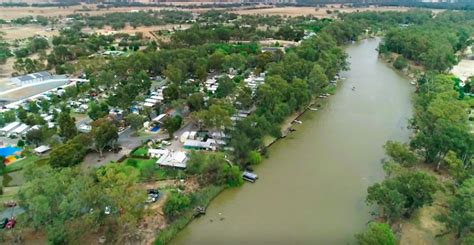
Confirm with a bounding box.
[292,120,302,124]
[410,81,416,85]
[242,171,258,183]
[308,107,318,111]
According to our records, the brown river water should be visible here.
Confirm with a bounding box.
[172,38,414,245]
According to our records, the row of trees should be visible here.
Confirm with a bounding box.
[71,10,193,30]
[358,11,474,245]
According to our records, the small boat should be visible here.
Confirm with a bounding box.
[292,120,302,124]
[308,107,318,111]
[410,81,416,85]
[242,171,258,183]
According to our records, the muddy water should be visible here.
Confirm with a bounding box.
[172,38,414,244]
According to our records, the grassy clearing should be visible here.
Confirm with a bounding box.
[399,191,455,245]
[131,147,148,157]
[4,155,38,173]
[125,158,181,180]
[0,186,21,206]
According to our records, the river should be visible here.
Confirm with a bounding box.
[172,38,414,244]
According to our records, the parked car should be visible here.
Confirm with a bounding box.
[147,189,159,195]
[5,218,15,229]
[0,218,8,229]
[145,190,160,204]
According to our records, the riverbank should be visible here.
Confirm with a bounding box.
[155,185,225,245]
[156,87,338,244]
[263,84,337,149]
[171,38,415,244]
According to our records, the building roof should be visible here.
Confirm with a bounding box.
[152,114,167,122]
[13,71,51,82]
[11,124,29,134]
[1,122,21,132]
[184,139,212,149]
[34,145,51,154]
[152,149,187,168]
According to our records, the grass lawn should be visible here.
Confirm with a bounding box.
[131,147,148,157]
[125,158,179,180]
[4,155,39,173]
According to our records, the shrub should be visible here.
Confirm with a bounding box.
[356,222,395,245]
[126,158,138,168]
[393,56,408,70]
[163,191,191,222]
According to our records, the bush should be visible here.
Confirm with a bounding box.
[356,222,395,245]
[126,158,138,168]
[163,191,191,222]
[393,56,408,70]
[248,150,262,165]
[17,140,25,148]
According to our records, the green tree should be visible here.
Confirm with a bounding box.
[196,104,232,131]
[19,163,145,243]
[393,56,408,70]
[88,102,109,121]
[48,142,86,168]
[383,141,418,167]
[235,86,253,109]
[443,151,473,184]
[58,111,77,141]
[162,115,182,138]
[355,222,396,245]
[125,113,145,131]
[17,106,28,122]
[215,76,235,98]
[3,110,16,123]
[91,119,118,156]
[28,101,39,114]
[367,171,438,222]
[163,83,180,103]
[25,128,44,147]
[248,150,262,165]
[163,191,190,222]
[187,93,205,112]
[208,51,225,71]
[163,64,183,84]
[439,177,474,238]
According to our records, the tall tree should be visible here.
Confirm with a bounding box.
[125,114,145,131]
[439,177,474,238]
[91,119,119,156]
[58,111,77,141]
[162,115,182,138]
[367,171,438,222]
